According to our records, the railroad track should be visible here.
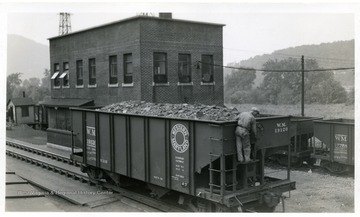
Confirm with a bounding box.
[5,139,187,212]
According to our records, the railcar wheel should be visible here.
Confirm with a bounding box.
[86,168,104,181]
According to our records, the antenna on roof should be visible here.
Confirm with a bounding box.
[59,12,72,35]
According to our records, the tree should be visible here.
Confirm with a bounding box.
[224,64,256,103]
[258,58,346,104]
[7,72,22,101]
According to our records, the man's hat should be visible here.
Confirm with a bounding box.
[251,107,260,113]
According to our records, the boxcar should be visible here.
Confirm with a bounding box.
[311,119,354,173]
[70,108,295,212]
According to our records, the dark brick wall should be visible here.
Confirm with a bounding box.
[139,19,224,105]
[49,17,224,106]
[50,20,142,106]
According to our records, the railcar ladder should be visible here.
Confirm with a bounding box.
[209,153,237,200]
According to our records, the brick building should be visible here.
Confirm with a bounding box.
[43,13,225,148]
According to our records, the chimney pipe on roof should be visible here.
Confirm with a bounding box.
[159,13,172,19]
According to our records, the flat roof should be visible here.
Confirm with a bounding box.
[48,15,225,40]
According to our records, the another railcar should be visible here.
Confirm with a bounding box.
[70,108,295,212]
[266,116,322,166]
[311,118,354,174]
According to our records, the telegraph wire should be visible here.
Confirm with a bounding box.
[197,61,355,73]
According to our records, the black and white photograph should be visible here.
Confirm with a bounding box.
[1,0,358,214]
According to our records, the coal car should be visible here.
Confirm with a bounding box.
[265,116,322,166]
[70,108,295,212]
[310,118,354,174]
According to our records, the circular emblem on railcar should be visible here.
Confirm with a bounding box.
[171,124,189,153]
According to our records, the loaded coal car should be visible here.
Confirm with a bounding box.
[310,118,354,174]
[70,105,295,212]
[264,116,322,166]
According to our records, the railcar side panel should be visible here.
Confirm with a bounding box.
[113,115,127,175]
[148,118,166,187]
[194,123,214,173]
[256,117,290,149]
[313,119,354,166]
[129,116,146,181]
[85,112,97,167]
[99,114,111,170]
[72,110,84,149]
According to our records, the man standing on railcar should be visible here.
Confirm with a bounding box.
[235,107,260,162]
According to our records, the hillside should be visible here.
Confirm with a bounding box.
[7,34,50,80]
[226,40,355,88]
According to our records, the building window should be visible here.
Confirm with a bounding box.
[60,62,69,87]
[201,55,214,83]
[178,54,191,83]
[124,53,133,84]
[109,56,118,84]
[51,63,60,87]
[153,53,167,83]
[89,58,96,85]
[76,60,83,86]
[21,106,29,117]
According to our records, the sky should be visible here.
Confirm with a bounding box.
[2,2,357,66]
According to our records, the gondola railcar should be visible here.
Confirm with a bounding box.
[70,107,296,212]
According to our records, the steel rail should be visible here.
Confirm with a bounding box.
[6,140,187,212]
[6,140,81,167]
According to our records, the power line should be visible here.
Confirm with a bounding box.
[197,61,355,73]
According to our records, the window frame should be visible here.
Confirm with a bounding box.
[88,58,96,86]
[178,54,192,83]
[109,55,118,85]
[76,60,83,86]
[153,52,168,84]
[53,63,61,87]
[201,54,214,83]
[62,62,70,87]
[123,53,133,84]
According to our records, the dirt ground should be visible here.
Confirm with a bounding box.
[270,166,354,212]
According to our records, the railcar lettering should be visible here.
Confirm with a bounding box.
[100,159,108,164]
[275,122,288,133]
[335,134,347,142]
[86,126,96,136]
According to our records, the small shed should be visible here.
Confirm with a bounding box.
[7,97,36,125]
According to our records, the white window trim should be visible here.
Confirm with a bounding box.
[152,82,170,87]
[108,83,119,88]
[75,85,84,89]
[201,81,215,86]
[177,82,193,86]
[88,84,97,88]
[53,86,61,89]
[62,85,70,89]
[122,83,134,87]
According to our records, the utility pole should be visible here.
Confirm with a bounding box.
[301,55,305,116]
[59,12,72,36]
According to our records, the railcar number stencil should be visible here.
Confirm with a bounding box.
[171,124,189,153]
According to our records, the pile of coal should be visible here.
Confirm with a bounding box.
[99,101,240,121]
